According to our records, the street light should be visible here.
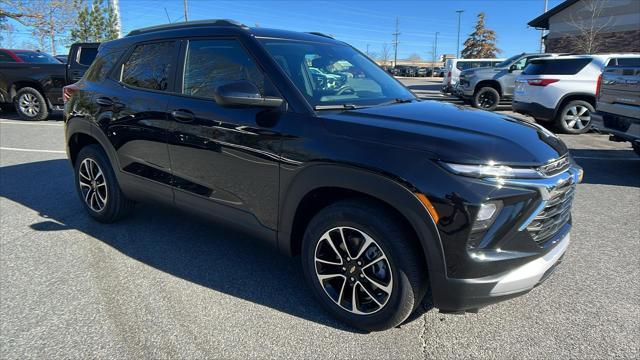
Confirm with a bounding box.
[456,10,464,58]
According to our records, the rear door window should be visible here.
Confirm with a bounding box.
[77,47,98,66]
[121,41,179,91]
[615,57,640,67]
[523,58,591,75]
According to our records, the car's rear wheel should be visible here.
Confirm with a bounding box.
[302,199,428,331]
[556,100,594,134]
[472,87,500,111]
[14,87,49,121]
[74,145,134,223]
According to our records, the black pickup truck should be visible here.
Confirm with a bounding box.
[0,43,98,120]
[592,56,640,156]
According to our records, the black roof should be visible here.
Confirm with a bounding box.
[528,0,580,29]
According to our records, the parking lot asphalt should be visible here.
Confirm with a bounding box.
[1,82,639,359]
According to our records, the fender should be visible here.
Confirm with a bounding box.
[277,163,446,281]
[65,115,122,181]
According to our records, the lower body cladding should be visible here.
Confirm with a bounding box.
[512,100,555,121]
[428,164,582,312]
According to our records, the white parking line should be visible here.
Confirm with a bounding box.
[0,147,66,154]
[0,120,63,126]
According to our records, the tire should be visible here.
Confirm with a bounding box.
[302,199,428,331]
[74,144,134,223]
[472,87,500,111]
[556,100,594,134]
[14,87,49,121]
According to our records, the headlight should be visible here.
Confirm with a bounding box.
[439,161,542,179]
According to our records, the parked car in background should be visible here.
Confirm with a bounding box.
[417,67,429,77]
[591,56,640,155]
[455,53,557,111]
[0,43,98,120]
[441,57,505,93]
[395,65,418,77]
[513,54,638,134]
[64,20,582,332]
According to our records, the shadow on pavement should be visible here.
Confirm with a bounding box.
[571,149,640,187]
[0,159,361,333]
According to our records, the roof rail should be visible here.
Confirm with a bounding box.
[127,19,248,37]
[307,32,334,39]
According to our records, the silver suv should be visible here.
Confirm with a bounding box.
[455,53,556,111]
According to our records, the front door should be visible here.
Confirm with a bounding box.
[167,38,283,236]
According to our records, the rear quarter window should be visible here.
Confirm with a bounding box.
[523,58,592,75]
[613,57,640,67]
[84,50,124,82]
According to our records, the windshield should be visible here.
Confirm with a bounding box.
[15,51,60,63]
[494,54,522,68]
[259,39,414,108]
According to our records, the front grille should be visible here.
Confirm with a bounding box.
[527,176,576,245]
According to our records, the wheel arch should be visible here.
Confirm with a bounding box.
[278,164,445,278]
[475,80,502,95]
[66,116,121,173]
[553,93,596,119]
[10,81,47,102]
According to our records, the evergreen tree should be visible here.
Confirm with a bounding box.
[88,0,105,41]
[104,4,119,41]
[461,13,501,59]
[69,0,91,43]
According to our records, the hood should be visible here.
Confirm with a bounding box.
[321,101,567,166]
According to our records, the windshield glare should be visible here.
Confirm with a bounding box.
[259,39,414,108]
[15,51,60,63]
[494,54,522,68]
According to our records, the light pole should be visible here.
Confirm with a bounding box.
[456,10,464,58]
[184,0,189,22]
[432,32,439,76]
[392,17,400,68]
[539,0,548,52]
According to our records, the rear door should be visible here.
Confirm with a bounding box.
[67,43,100,82]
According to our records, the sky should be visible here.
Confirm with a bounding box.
[4,0,565,58]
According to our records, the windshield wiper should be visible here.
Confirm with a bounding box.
[374,98,415,107]
[314,104,363,110]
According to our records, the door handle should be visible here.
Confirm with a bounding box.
[95,97,114,107]
[171,110,195,123]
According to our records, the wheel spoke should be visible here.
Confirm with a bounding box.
[351,282,359,313]
[353,233,375,260]
[338,227,355,259]
[84,188,92,203]
[569,107,577,116]
[358,281,382,306]
[577,106,587,116]
[363,273,393,295]
[317,273,345,282]
[79,181,91,189]
[337,277,347,305]
[362,253,387,269]
[321,233,344,264]
[567,120,576,128]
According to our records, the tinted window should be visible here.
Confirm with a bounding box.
[615,57,640,67]
[14,51,59,63]
[121,41,178,91]
[182,39,271,99]
[456,61,493,70]
[0,51,16,62]
[523,58,591,75]
[84,50,123,82]
[77,47,98,66]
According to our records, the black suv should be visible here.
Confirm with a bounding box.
[64,20,582,331]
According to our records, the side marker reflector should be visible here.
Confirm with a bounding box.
[416,193,439,224]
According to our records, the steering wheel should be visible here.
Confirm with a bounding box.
[335,85,355,96]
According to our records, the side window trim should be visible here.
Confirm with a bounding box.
[174,36,283,103]
[116,39,182,94]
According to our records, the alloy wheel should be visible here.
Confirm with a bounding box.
[314,226,393,315]
[563,105,590,130]
[78,158,108,212]
[478,91,497,109]
[18,93,41,117]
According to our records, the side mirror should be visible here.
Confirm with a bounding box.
[508,65,517,72]
[214,80,283,108]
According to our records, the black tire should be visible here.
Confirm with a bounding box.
[14,87,49,121]
[74,144,134,223]
[302,199,428,331]
[556,100,594,134]
[472,87,500,111]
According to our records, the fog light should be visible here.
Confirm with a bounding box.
[471,201,503,233]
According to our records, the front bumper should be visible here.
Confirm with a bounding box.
[512,100,555,121]
[433,226,570,311]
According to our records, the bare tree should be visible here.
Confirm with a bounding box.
[378,43,391,66]
[567,0,615,54]
[1,0,76,54]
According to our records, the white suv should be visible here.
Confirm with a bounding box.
[513,54,638,134]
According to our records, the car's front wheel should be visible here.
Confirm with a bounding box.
[74,145,134,223]
[472,87,500,111]
[302,199,428,331]
[556,100,594,134]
